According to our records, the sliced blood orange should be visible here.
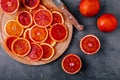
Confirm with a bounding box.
[40,43,55,60]
[4,20,24,36]
[23,0,40,9]
[80,34,101,55]
[34,9,53,28]
[27,43,43,61]
[50,23,68,42]
[0,0,19,14]
[62,54,82,74]
[52,11,64,24]
[23,28,32,43]
[4,36,18,51]
[11,38,31,57]
[16,11,33,28]
[30,25,48,43]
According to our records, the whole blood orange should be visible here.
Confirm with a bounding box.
[52,11,64,24]
[50,23,68,42]
[34,9,53,28]
[11,38,31,57]
[23,0,40,9]
[4,20,24,36]
[80,34,100,55]
[40,43,55,60]
[0,0,19,14]
[62,54,82,74]
[30,25,48,43]
[97,14,118,32]
[79,0,100,17]
[27,43,43,61]
[17,11,33,28]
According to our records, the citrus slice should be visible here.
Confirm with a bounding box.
[4,20,24,36]
[30,25,48,43]
[27,43,43,61]
[52,11,64,24]
[16,11,33,28]
[80,34,101,55]
[50,23,68,42]
[23,28,32,42]
[62,54,82,74]
[40,43,55,60]
[34,9,53,28]
[0,0,19,14]
[4,36,18,51]
[11,38,31,57]
[23,0,40,9]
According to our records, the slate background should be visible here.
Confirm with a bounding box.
[0,0,120,80]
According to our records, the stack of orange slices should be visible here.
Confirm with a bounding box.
[3,0,68,62]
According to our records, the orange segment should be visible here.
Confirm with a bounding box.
[0,0,19,14]
[80,34,100,55]
[50,23,68,42]
[17,11,33,28]
[30,25,48,43]
[27,43,43,61]
[4,20,24,36]
[62,54,82,74]
[52,11,64,24]
[11,38,31,57]
[40,43,55,60]
[34,9,53,28]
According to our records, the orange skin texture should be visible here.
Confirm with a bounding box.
[97,14,118,32]
[79,0,100,17]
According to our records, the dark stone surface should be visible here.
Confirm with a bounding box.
[0,0,120,80]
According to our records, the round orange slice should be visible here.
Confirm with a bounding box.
[4,36,18,51]
[4,20,24,36]
[50,23,68,42]
[80,34,101,55]
[27,43,43,61]
[62,54,82,74]
[23,0,40,9]
[34,9,53,28]
[52,11,64,24]
[40,43,55,60]
[11,38,31,57]
[0,0,19,14]
[29,25,48,43]
[16,11,33,28]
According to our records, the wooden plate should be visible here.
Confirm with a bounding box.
[0,0,73,65]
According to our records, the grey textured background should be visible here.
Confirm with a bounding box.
[0,0,120,80]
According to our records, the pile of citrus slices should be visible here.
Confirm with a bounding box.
[2,0,68,62]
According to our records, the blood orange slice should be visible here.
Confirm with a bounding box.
[11,38,31,57]
[0,0,19,14]
[52,11,64,24]
[27,43,43,61]
[80,34,101,55]
[16,11,33,28]
[50,23,68,42]
[40,43,55,60]
[34,9,53,28]
[4,20,24,36]
[4,36,18,51]
[62,54,82,74]
[23,0,40,9]
[30,25,48,43]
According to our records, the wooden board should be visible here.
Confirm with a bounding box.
[0,0,73,65]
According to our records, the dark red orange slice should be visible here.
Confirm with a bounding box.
[80,34,101,55]
[50,23,68,42]
[27,43,43,61]
[34,9,53,28]
[62,54,82,74]
[11,38,31,57]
